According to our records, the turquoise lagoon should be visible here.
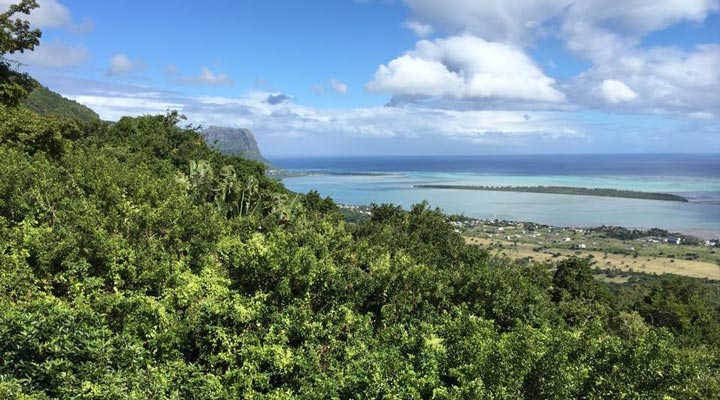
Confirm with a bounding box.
[272,155,720,238]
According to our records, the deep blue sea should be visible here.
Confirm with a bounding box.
[270,154,720,239]
[273,154,720,177]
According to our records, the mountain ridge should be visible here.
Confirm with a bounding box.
[203,125,268,164]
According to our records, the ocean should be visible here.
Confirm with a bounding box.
[270,154,720,239]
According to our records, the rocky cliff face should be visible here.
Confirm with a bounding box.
[203,126,267,163]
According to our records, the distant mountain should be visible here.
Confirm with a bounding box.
[22,82,100,123]
[203,126,268,164]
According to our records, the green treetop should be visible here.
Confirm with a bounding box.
[1,0,41,106]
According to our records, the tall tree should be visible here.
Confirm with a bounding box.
[0,0,41,106]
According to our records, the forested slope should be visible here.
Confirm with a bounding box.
[22,81,100,123]
[1,102,720,398]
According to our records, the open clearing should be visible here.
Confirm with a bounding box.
[465,236,720,280]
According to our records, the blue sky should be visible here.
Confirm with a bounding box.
[5,0,720,155]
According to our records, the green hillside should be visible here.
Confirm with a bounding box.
[22,81,100,122]
[3,102,720,398]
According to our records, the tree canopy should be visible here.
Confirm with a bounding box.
[0,0,40,105]
[2,99,720,397]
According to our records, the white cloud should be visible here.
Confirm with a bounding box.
[559,0,719,63]
[402,0,571,44]
[567,44,720,115]
[106,54,147,76]
[402,0,718,46]
[56,78,579,143]
[175,67,234,86]
[367,34,565,104]
[44,75,720,153]
[0,0,69,28]
[402,20,434,37]
[13,40,88,68]
[565,0,718,38]
[398,0,720,117]
[368,55,464,97]
[598,79,638,104]
[185,94,579,141]
[0,0,93,33]
[329,78,348,95]
[165,64,178,75]
[71,95,183,121]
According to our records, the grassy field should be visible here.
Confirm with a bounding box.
[465,236,720,280]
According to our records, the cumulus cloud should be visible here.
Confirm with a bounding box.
[367,34,565,105]
[175,67,234,86]
[597,79,638,104]
[564,0,717,39]
[402,0,718,47]
[13,40,88,68]
[329,78,348,95]
[402,0,570,44]
[559,0,719,63]
[0,0,93,33]
[397,0,720,117]
[106,54,147,76]
[566,44,720,115]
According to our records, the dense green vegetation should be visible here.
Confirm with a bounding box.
[22,81,100,122]
[590,225,700,244]
[3,3,720,398]
[415,184,689,202]
[0,0,40,106]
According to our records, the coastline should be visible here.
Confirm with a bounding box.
[277,164,720,239]
[337,203,720,279]
[338,203,720,242]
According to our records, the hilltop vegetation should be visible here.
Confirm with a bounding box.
[22,81,100,122]
[2,2,720,398]
[2,105,720,397]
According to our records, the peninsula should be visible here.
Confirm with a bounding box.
[413,184,689,202]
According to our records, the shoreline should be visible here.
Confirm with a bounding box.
[338,203,720,241]
[278,170,719,239]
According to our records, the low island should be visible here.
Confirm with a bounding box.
[413,184,689,202]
